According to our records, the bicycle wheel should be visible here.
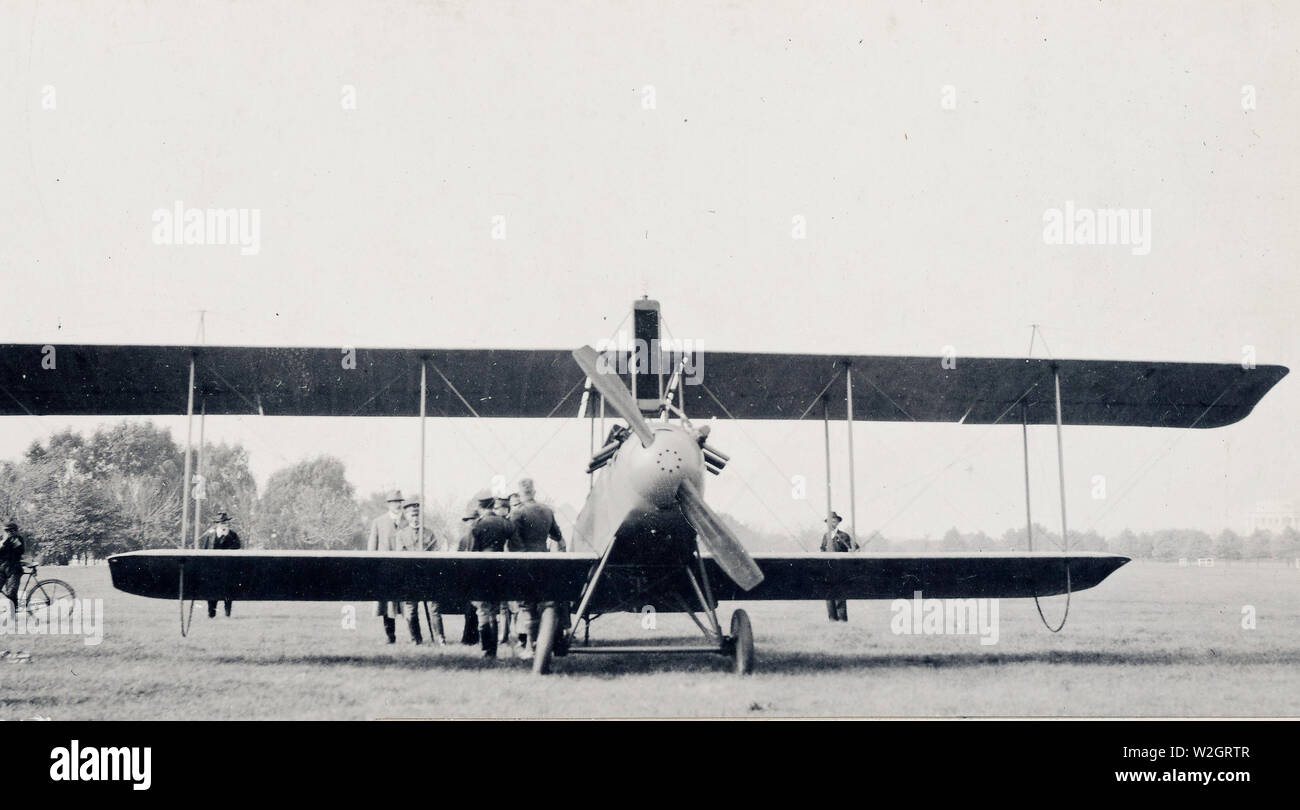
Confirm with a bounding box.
[25,579,77,617]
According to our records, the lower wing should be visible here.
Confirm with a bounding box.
[109,549,1127,603]
[108,550,599,602]
[704,551,1130,601]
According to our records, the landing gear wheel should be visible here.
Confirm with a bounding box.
[532,605,559,675]
[729,609,754,675]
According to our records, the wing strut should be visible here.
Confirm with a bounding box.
[822,396,833,528]
[193,400,206,546]
[845,364,858,544]
[1053,368,1069,552]
[179,351,196,548]
[190,312,209,548]
[1020,402,1034,550]
[418,357,428,538]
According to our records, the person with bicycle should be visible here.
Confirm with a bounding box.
[0,520,25,615]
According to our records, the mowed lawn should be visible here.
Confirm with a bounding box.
[1,560,1297,719]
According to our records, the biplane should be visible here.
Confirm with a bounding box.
[1,299,1287,674]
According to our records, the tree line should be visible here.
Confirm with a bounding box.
[0,421,436,563]
[1,420,1296,564]
[720,512,1300,561]
[761,523,1300,561]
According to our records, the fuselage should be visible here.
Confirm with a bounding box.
[573,423,705,555]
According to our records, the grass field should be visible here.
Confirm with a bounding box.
[1,560,1297,719]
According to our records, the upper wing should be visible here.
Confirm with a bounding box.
[0,345,1284,426]
[703,552,1130,601]
[0,345,583,418]
[681,354,1287,428]
[108,550,599,602]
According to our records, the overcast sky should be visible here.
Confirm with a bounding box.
[1,1,1296,545]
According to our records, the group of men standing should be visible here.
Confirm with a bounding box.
[367,491,441,644]
[366,478,566,661]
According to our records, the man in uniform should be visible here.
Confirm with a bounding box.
[469,491,519,659]
[200,511,241,618]
[492,496,516,644]
[368,489,420,644]
[0,520,25,616]
[507,478,567,659]
[821,512,858,622]
[398,495,445,645]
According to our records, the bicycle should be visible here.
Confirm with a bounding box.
[12,562,77,617]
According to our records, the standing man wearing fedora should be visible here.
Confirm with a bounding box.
[821,512,858,622]
[368,489,417,644]
[200,511,242,618]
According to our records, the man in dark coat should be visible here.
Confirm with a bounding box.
[821,512,858,622]
[470,491,520,659]
[455,499,481,645]
[200,511,242,618]
[0,520,25,615]
[507,478,567,658]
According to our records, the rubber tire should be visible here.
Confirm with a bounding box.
[730,609,754,675]
[26,579,76,615]
[532,605,559,675]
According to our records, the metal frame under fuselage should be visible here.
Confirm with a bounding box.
[563,507,736,657]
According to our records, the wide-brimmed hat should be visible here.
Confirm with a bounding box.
[385,489,404,503]
[462,499,480,521]
[2,519,17,532]
[826,512,842,523]
[402,496,421,509]
[213,512,233,524]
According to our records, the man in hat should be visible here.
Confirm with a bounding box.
[469,491,519,659]
[200,511,242,618]
[0,520,25,615]
[491,495,516,643]
[368,489,418,644]
[821,512,858,622]
[456,498,480,645]
[506,478,567,659]
[397,495,445,645]
[493,496,512,519]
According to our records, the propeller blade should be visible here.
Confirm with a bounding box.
[572,345,655,446]
[678,478,764,591]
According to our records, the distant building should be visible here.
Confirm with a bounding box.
[1247,500,1296,534]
